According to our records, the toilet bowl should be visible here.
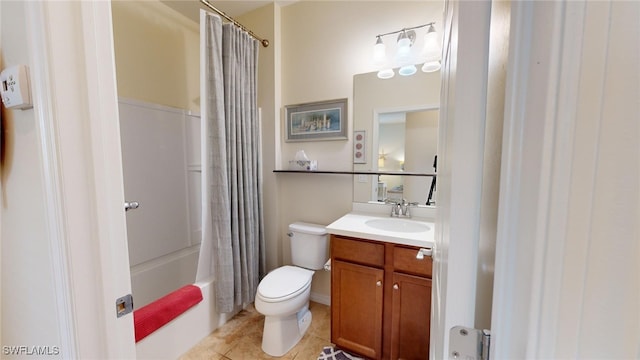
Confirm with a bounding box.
[254,222,328,357]
[254,266,314,356]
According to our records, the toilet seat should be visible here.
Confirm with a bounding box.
[257,266,313,303]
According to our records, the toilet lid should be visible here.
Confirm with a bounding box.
[258,266,313,301]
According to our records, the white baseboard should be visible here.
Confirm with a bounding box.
[310,292,331,306]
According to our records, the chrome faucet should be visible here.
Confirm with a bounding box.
[399,199,413,217]
[400,199,410,217]
[387,199,418,217]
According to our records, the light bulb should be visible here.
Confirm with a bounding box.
[422,24,440,59]
[396,31,412,63]
[424,25,438,46]
[422,60,441,73]
[399,64,417,76]
[373,36,386,67]
[377,68,395,79]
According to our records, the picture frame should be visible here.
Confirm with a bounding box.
[285,98,348,142]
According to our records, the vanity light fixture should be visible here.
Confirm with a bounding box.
[373,36,386,67]
[396,30,413,63]
[421,24,441,72]
[373,22,442,79]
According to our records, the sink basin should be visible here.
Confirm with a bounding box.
[365,218,431,233]
[326,212,435,247]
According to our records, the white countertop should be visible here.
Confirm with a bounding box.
[326,211,435,248]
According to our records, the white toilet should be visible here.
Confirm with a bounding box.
[254,222,328,357]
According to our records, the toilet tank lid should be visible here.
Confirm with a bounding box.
[289,222,327,235]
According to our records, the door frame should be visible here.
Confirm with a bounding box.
[436,1,583,358]
[432,0,638,357]
[29,0,604,358]
[432,0,493,358]
[30,0,499,357]
[490,0,638,358]
[25,1,136,357]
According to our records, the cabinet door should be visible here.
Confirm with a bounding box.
[390,272,432,360]
[331,259,384,359]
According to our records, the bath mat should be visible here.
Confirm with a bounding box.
[317,346,365,360]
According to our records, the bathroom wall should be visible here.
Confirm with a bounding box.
[0,2,64,354]
[277,1,443,300]
[111,1,199,113]
[111,0,444,303]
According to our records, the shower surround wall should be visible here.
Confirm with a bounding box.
[119,99,202,308]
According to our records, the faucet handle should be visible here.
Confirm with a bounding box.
[385,199,401,216]
[401,201,420,217]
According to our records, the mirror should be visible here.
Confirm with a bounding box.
[377,109,438,203]
[352,70,440,205]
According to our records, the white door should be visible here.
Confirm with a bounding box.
[436,0,639,358]
[433,0,506,357]
[490,0,639,358]
[24,1,137,358]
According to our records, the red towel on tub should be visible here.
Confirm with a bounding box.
[133,284,203,342]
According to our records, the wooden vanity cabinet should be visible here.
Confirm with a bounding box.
[390,272,431,359]
[331,235,432,360]
[332,259,384,359]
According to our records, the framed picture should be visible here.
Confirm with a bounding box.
[285,98,348,142]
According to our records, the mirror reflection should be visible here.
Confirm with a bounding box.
[377,109,438,204]
[352,70,440,205]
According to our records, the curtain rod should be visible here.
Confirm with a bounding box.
[200,0,270,47]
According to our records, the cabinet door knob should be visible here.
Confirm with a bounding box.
[376,280,382,287]
[393,283,399,290]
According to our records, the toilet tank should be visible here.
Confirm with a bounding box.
[289,222,328,270]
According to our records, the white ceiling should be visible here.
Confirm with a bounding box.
[161,0,277,23]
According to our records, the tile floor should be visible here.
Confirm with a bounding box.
[180,302,333,360]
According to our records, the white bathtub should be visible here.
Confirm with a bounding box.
[134,277,241,359]
[130,246,200,308]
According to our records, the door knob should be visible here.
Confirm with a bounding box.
[124,201,140,212]
[376,280,382,287]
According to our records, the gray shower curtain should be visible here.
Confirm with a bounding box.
[197,10,266,313]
